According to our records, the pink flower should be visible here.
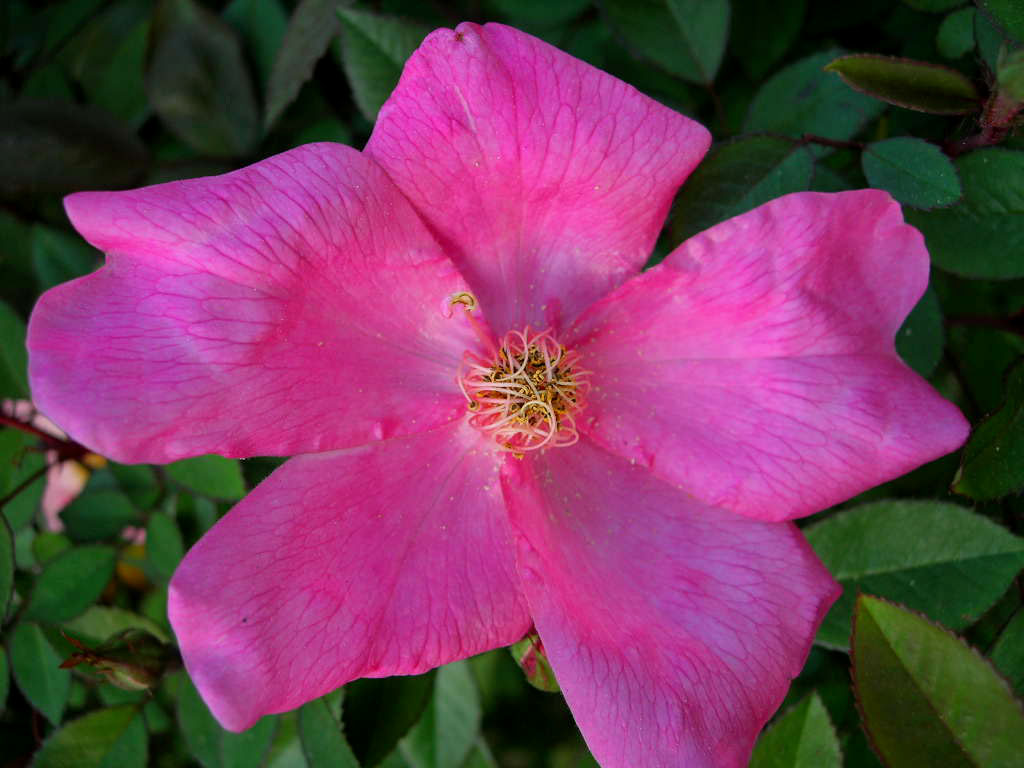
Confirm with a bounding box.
[27,23,968,768]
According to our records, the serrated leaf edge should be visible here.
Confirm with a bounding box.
[850,593,1024,768]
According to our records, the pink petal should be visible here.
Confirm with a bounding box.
[502,438,839,768]
[28,144,479,463]
[168,420,530,732]
[366,22,710,335]
[570,190,969,521]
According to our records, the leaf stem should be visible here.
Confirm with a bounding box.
[799,134,865,151]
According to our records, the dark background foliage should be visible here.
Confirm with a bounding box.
[1,1,1023,767]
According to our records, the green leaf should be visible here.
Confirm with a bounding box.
[32,531,72,565]
[805,500,1024,649]
[63,2,151,129]
[345,671,436,767]
[0,101,149,202]
[902,0,967,11]
[177,674,278,768]
[147,0,260,157]
[998,48,1024,103]
[895,285,944,377]
[0,647,8,713]
[223,0,289,90]
[221,716,278,768]
[670,136,814,244]
[400,661,481,768]
[730,0,807,80]
[109,463,159,510]
[64,606,170,645]
[264,0,345,129]
[825,54,981,114]
[907,149,1024,279]
[262,711,304,768]
[145,513,184,584]
[460,740,499,768]
[61,490,140,543]
[298,693,360,768]
[0,429,21,500]
[861,137,962,209]
[8,622,71,725]
[165,455,246,500]
[954,358,1024,499]
[32,705,147,768]
[31,225,100,292]
[990,609,1024,696]
[603,0,730,84]
[335,7,430,122]
[853,595,1024,767]
[937,7,977,59]
[0,301,29,399]
[3,448,46,532]
[486,0,591,27]
[178,675,224,768]
[745,50,887,140]
[976,3,1011,70]
[0,514,12,619]
[978,0,1024,43]
[749,693,841,768]
[24,546,117,624]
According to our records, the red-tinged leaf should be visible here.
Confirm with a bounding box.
[852,595,1024,768]
[825,54,982,114]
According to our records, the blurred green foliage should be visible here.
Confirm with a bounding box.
[1,1,1024,767]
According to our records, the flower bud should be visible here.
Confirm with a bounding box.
[60,629,179,691]
[509,632,560,693]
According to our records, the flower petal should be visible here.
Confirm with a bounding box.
[168,420,530,732]
[502,439,839,768]
[366,22,710,335]
[570,191,969,521]
[28,143,478,463]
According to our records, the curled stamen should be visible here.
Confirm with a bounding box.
[449,291,477,311]
[458,326,590,453]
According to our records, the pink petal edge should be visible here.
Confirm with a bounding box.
[29,144,479,463]
[367,22,711,335]
[570,190,969,521]
[502,438,840,768]
[169,420,530,731]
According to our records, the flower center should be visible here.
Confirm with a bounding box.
[458,324,590,454]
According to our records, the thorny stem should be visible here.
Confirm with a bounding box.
[944,123,1012,158]
[945,81,1022,157]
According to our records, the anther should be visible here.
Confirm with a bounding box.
[458,327,590,453]
[449,292,477,311]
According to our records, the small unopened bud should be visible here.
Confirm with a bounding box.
[510,632,560,693]
[60,629,179,691]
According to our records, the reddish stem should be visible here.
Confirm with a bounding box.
[0,412,89,463]
[945,83,1022,157]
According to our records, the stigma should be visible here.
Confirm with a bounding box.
[458,325,590,453]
